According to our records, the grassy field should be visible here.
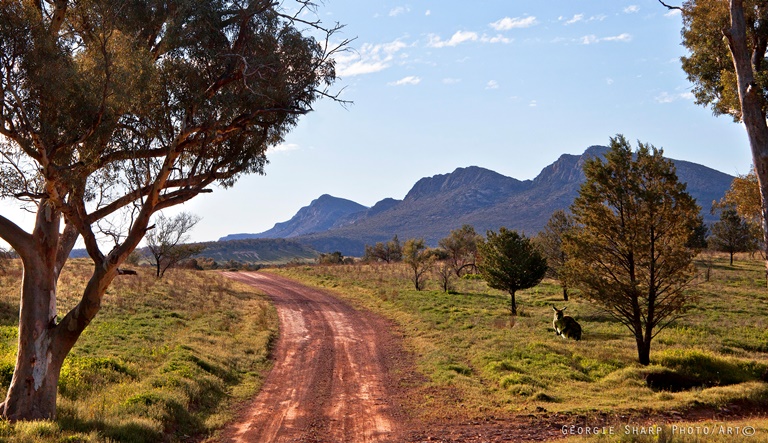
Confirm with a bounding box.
[269,253,768,426]
[0,259,277,443]
[0,253,766,441]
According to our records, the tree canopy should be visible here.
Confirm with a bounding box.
[677,0,768,280]
[710,208,757,265]
[564,135,700,365]
[0,0,342,420]
[478,228,547,316]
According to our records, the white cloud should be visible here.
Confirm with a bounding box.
[490,16,538,31]
[529,100,538,107]
[486,80,499,90]
[603,33,632,42]
[442,78,461,85]
[481,34,512,44]
[560,14,607,25]
[655,91,694,103]
[624,5,640,13]
[271,143,300,153]
[428,30,511,48]
[334,40,408,77]
[425,9,431,16]
[664,9,681,17]
[580,33,632,44]
[564,14,584,25]
[606,78,614,85]
[389,6,410,17]
[389,75,421,86]
[427,30,479,48]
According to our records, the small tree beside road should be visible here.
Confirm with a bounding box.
[403,238,434,291]
[145,212,205,278]
[478,228,547,316]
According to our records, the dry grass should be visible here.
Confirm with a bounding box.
[0,259,277,442]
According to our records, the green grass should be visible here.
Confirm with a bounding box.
[269,253,768,422]
[0,259,277,442]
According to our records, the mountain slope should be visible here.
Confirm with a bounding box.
[222,146,734,256]
[294,147,733,255]
[219,194,367,241]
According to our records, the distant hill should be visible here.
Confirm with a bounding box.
[193,238,318,264]
[70,238,319,265]
[223,146,735,256]
[219,194,367,241]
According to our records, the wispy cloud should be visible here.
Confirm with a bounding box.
[603,33,632,42]
[529,100,538,107]
[389,76,421,86]
[427,30,479,48]
[559,14,607,25]
[564,14,584,25]
[624,5,640,13]
[335,40,408,76]
[486,80,499,90]
[389,6,410,17]
[664,9,681,17]
[580,33,632,44]
[443,78,461,85]
[428,30,511,48]
[490,16,538,31]
[425,9,431,16]
[655,91,694,103]
[482,34,512,44]
[271,143,300,153]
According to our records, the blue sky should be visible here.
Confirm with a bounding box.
[0,0,755,245]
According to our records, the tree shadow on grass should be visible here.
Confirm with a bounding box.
[57,398,207,443]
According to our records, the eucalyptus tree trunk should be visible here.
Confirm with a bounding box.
[724,0,768,284]
[0,207,111,420]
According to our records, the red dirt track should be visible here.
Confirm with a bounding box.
[219,271,406,442]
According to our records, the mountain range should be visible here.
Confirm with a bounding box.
[220,146,735,256]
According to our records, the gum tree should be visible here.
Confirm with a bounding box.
[0,0,342,420]
[673,0,768,279]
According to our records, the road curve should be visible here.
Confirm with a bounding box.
[219,271,404,443]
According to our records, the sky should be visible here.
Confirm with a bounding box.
[0,0,756,245]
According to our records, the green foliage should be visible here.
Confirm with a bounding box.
[438,225,481,277]
[709,209,757,265]
[363,235,403,263]
[680,0,768,122]
[478,228,547,315]
[402,238,434,291]
[564,135,700,365]
[316,251,345,265]
[536,210,575,300]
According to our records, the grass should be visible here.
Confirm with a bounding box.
[0,259,277,442]
[0,252,766,441]
[268,253,768,425]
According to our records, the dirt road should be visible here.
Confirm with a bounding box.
[219,271,407,442]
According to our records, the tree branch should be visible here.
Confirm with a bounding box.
[657,0,683,11]
[0,214,33,259]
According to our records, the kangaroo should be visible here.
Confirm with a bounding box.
[552,306,582,340]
